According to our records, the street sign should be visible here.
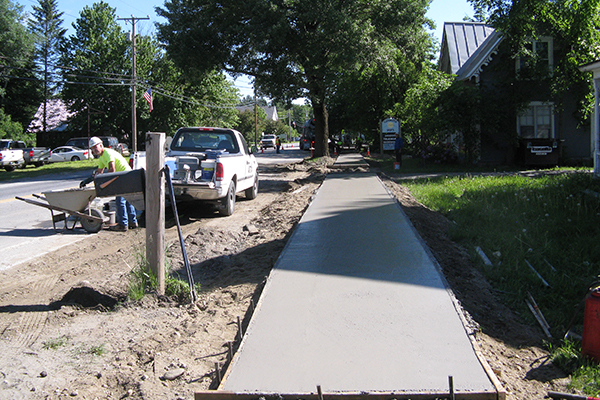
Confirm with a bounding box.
[382,118,400,134]
[381,118,400,151]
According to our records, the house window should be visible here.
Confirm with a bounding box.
[516,37,553,72]
[518,102,554,138]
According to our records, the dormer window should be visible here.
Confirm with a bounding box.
[516,37,554,74]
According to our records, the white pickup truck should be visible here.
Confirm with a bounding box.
[133,127,259,216]
[0,139,25,171]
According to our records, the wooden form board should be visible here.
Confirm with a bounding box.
[195,390,502,400]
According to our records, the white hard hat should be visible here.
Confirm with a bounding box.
[89,137,102,147]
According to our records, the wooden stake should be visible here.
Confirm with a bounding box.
[526,299,552,338]
[527,292,551,333]
[145,132,166,295]
[215,362,221,384]
[317,385,324,400]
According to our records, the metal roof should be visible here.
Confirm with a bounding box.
[439,22,502,81]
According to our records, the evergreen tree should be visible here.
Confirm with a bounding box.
[29,0,67,134]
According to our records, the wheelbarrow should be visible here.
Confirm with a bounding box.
[16,187,106,233]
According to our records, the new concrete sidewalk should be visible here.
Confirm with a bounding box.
[218,154,500,396]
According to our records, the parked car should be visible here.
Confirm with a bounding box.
[48,146,90,162]
[23,146,51,167]
[65,136,119,151]
[260,134,277,149]
[0,139,25,171]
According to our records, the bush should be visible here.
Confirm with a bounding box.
[414,143,458,164]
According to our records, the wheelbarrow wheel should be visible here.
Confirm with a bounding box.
[80,208,104,233]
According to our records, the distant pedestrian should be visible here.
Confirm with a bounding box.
[89,136,138,232]
[394,133,403,166]
[276,137,281,153]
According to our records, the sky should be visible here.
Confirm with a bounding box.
[17,0,474,99]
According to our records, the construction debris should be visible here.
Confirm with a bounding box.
[475,246,493,266]
[525,292,552,338]
[525,259,550,287]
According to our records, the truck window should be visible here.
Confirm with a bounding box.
[172,129,239,153]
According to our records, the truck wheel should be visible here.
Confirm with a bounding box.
[4,166,14,172]
[245,173,258,200]
[80,208,104,233]
[219,181,236,216]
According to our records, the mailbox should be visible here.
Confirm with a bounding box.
[94,169,145,210]
[519,138,561,166]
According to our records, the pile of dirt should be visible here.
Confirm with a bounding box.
[0,159,573,399]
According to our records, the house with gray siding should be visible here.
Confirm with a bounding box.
[439,21,591,165]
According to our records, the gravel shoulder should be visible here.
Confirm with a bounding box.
[0,158,571,400]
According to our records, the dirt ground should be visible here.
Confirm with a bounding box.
[0,156,573,400]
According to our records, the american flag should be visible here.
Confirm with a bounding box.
[143,88,153,112]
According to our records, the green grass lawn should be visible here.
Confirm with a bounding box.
[0,159,99,182]
[394,164,600,396]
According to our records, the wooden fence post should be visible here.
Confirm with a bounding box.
[145,132,165,295]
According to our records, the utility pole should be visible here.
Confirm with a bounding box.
[288,110,292,141]
[254,92,258,147]
[118,15,149,153]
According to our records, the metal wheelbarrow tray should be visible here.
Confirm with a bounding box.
[16,187,105,233]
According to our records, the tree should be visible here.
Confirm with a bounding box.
[234,109,267,146]
[134,34,240,142]
[0,0,42,132]
[28,0,67,134]
[436,82,482,163]
[0,108,23,140]
[392,66,454,152]
[263,119,289,139]
[157,0,433,157]
[59,1,130,140]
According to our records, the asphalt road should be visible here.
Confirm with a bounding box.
[0,145,308,271]
[0,169,96,271]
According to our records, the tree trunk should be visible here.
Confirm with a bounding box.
[312,101,329,158]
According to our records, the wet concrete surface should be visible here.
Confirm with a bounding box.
[220,154,497,395]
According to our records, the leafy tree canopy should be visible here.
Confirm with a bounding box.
[0,0,34,75]
[0,108,23,140]
[157,0,433,156]
[0,0,41,130]
[59,1,130,139]
[135,34,240,138]
[234,109,267,146]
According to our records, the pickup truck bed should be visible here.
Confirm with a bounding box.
[24,147,51,167]
[133,127,259,216]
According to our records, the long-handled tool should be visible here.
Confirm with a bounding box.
[164,165,197,302]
